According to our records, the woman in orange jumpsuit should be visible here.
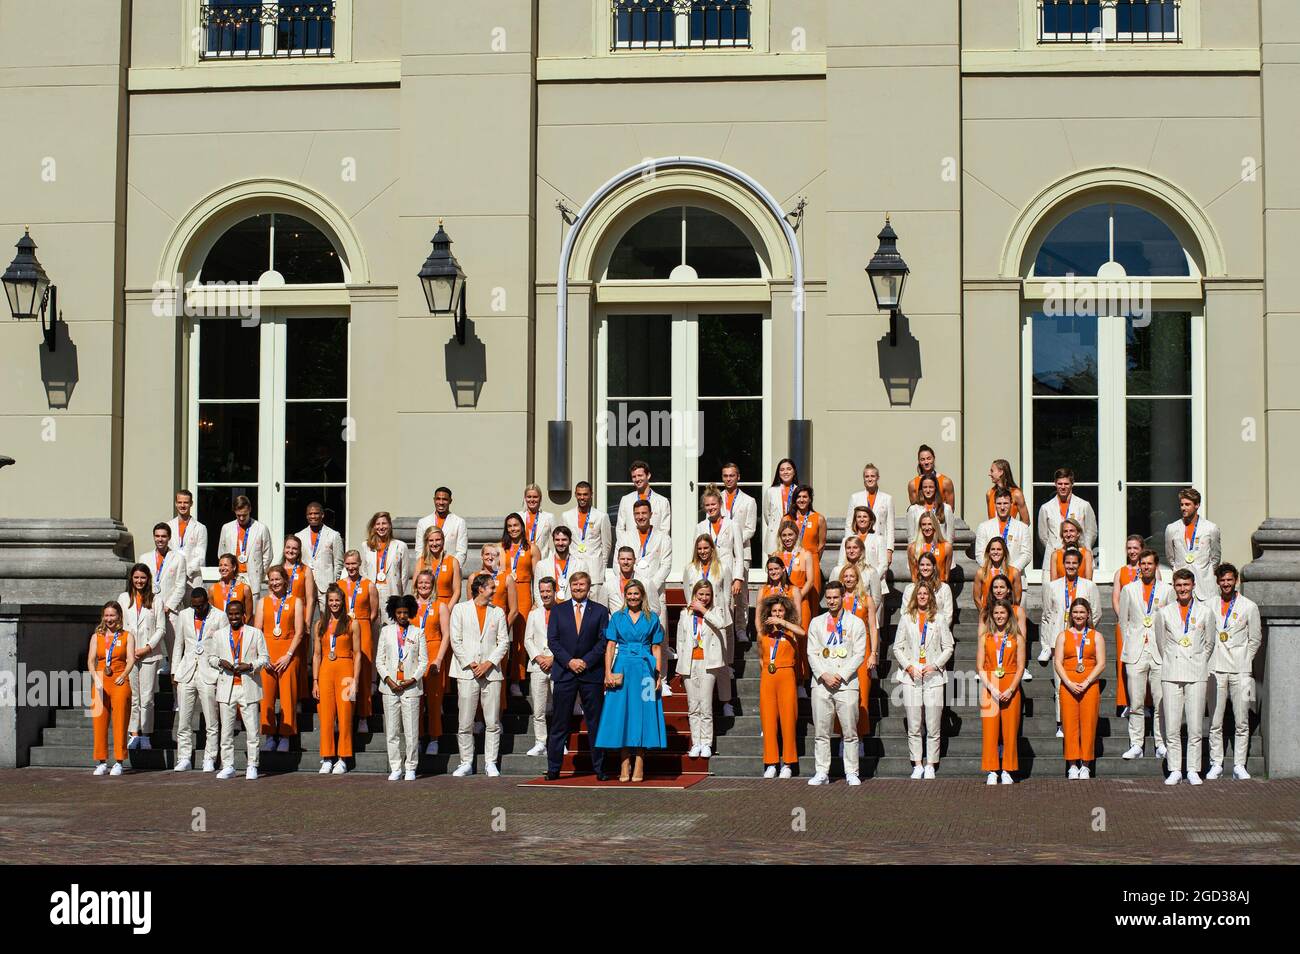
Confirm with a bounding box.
[789,485,826,603]
[256,565,305,751]
[313,582,362,775]
[985,458,1031,524]
[979,598,1026,784]
[773,521,815,692]
[907,513,951,584]
[1110,533,1143,714]
[1050,518,1095,580]
[416,526,463,609]
[281,535,316,702]
[88,601,136,776]
[757,593,804,778]
[210,553,252,612]
[907,443,956,509]
[974,536,1022,614]
[502,514,539,689]
[1054,598,1106,779]
[339,549,379,731]
[758,557,804,633]
[413,568,451,756]
[839,564,879,741]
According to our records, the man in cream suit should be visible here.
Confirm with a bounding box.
[1037,548,1101,732]
[561,481,612,576]
[448,573,511,777]
[131,523,188,748]
[171,586,226,772]
[415,487,469,569]
[141,521,188,645]
[1206,563,1262,780]
[1163,488,1222,603]
[720,464,758,642]
[375,595,427,781]
[615,460,672,537]
[1159,569,1214,785]
[1119,549,1175,760]
[523,578,557,757]
[807,581,867,786]
[603,547,663,618]
[974,488,1032,571]
[167,490,208,590]
[533,526,592,605]
[296,501,345,614]
[217,495,274,600]
[844,464,897,567]
[615,499,673,634]
[1035,469,1098,572]
[207,599,269,780]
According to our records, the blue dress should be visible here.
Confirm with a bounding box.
[593,608,668,750]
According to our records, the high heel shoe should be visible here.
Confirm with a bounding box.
[631,753,645,783]
[619,754,632,783]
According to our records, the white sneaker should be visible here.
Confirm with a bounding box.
[1165,770,1183,785]
[1068,764,1080,780]
[388,770,402,781]
[700,745,712,759]
[526,742,547,757]
[1000,771,1014,785]
[245,766,258,780]
[778,764,792,779]
[216,766,236,780]
[319,759,333,774]
[1187,771,1202,785]
[1233,765,1252,780]
[425,741,439,756]
[127,735,141,750]
[807,773,829,786]
[138,737,152,751]
[452,762,474,777]
[1037,647,1051,663]
[1205,763,1223,780]
[174,758,192,772]
[1056,724,1064,738]
[1078,765,1091,779]
[846,774,861,786]
[721,703,735,718]
[797,686,808,699]
[474,721,485,734]
[910,765,925,780]
[1155,745,1168,759]
[109,763,123,776]
[357,719,369,733]
[331,759,348,775]
[1122,744,1143,760]
[260,738,276,752]
[510,683,523,697]
[484,762,500,777]
[688,744,702,759]
[404,769,417,781]
[987,772,998,785]
[202,759,216,772]
[763,765,777,779]
[1022,670,1033,681]
[661,684,673,697]
[923,764,936,780]
[93,762,108,776]
[276,738,289,753]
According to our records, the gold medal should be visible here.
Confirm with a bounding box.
[1180,637,1192,648]
[1143,615,1153,627]
[577,543,588,553]
[1219,631,1229,642]
[768,662,777,674]
[995,667,1005,678]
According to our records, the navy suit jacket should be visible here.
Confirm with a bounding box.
[547,599,609,686]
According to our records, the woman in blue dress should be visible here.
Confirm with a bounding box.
[594,579,667,782]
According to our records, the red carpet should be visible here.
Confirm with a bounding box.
[520,773,707,790]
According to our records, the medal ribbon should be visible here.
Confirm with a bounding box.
[287,563,300,594]
[827,612,844,647]
[194,613,207,654]
[274,596,287,633]
[377,544,389,575]
[229,627,243,666]
[639,529,652,559]
[238,525,249,561]
[725,490,737,519]
[397,624,408,667]
[346,578,360,613]
[1219,595,1237,632]
[692,613,702,650]
[327,619,338,659]
[577,509,589,541]
[105,629,120,674]
[511,543,524,572]
[1075,627,1088,669]
[996,632,1008,671]
[310,529,320,558]
[1185,516,1199,554]
[1143,581,1156,616]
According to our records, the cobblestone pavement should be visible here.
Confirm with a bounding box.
[1,768,1297,864]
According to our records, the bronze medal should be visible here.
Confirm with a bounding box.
[821,648,830,659]
[768,662,777,674]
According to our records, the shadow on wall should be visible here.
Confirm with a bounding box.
[445,317,486,408]
[876,311,921,407]
[38,319,78,409]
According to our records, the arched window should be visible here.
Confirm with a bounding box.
[606,206,762,280]
[200,212,345,284]
[1032,202,1191,278]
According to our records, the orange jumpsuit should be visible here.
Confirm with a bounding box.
[909,471,955,507]
[845,594,874,735]
[285,563,312,700]
[259,594,300,738]
[758,628,799,765]
[1059,627,1101,762]
[417,597,446,739]
[506,544,534,682]
[979,631,1022,772]
[913,541,951,583]
[977,564,1020,608]
[781,554,812,680]
[1051,547,1094,580]
[1113,565,1137,709]
[794,510,825,599]
[340,578,375,719]
[92,629,132,763]
[317,618,355,759]
[209,580,252,613]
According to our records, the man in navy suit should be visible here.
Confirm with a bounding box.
[546,571,609,779]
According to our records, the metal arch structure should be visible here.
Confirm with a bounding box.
[548,156,808,493]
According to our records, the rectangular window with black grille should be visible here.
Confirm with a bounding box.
[1038,0,1180,43]
[201,1,336,59]
[612,1,752,50]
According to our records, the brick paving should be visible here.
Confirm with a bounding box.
[1,768,1297,864]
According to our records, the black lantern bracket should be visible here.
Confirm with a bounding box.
[3,228,61,352]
